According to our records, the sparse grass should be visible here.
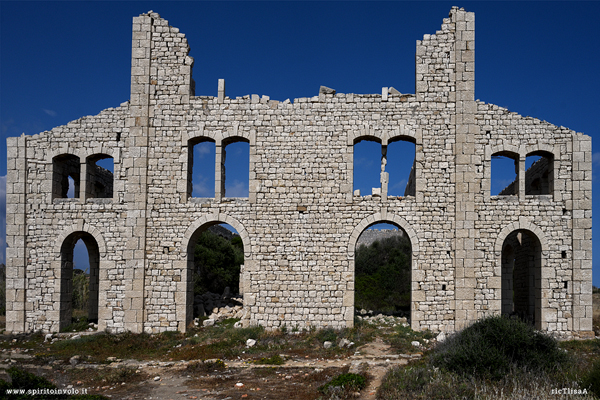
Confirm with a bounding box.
[62,315,93,332]
[387,323,434,353]
[186,359,227,373]
[50,331,184,362]
[318,372,368,399]
[253,354,285,365]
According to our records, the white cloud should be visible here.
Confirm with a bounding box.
[225,179,249,197]
[194,142,213,159]
[192,175,214,197]
[43,109,57,117]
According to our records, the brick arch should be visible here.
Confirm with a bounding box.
[348,212,420,257]
[54,223,107,259]
[490,144,521,159]
[183,123,220,145]
[524,143,557,158]
[494,221,548,254]
[47,148,87,163]
[220,125,256,146]
[183,213,251,259]
[387,125,420,146]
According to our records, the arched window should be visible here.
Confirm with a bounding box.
[53,154,80,199]
[387,138,416,197]
[491,151,519,196]
[188,138,216,198]
[86,154,113,199]
[525,151,553,196]
[222,138,249,198]
[353,138,381,197]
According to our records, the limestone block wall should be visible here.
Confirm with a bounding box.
[5,7,592,338]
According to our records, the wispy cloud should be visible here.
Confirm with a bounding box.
[194,142,214,159]
[225,179,249,197]
[43,109,57,117]
[192,175,214,197]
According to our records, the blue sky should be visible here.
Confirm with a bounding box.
[1,1,599,286]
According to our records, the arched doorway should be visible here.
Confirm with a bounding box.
[354,222,411,318]
[501,229,542,328]
[59,232,100,331]
[183,215,251,329]
[348,214,419,329]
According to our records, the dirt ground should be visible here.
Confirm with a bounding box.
[0,335,417,400]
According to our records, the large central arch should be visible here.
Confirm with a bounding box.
[182,214,252,330]
[495,221,548,330]
[348,213,420,330]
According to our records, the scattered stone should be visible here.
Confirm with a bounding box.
[44,334,53,342]
[246,339,256,347]
[436,332,446,343]
[323,341,333,349]
[153,376,160,381]
[236,382,244,387]
[69,355,80,366]
[411,341,421,348]
[319,86,336,95]
[203,319,215,327]
[234,321,242,328]
[71,335,81,340]
[338,338,352,348]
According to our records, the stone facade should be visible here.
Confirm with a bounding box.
[5,7,593,337]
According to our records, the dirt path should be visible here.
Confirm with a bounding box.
[94,337,420,399]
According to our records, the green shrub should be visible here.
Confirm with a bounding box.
[431,315,568,380]
[378,364,475,400]
[316,328,338,344]
[253,354,284,365]
[0,367,61,399]
[582,358,600,397]
[318,373,367,395]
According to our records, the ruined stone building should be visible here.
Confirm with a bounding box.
[5,7,593,337]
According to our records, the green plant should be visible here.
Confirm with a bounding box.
[253,354,284,365]
[582,358,600,397]
[186,359,226,373]
[193,230,244,296]
[62,316,90,333]
[354,236,411,313]
[318,373,367,396]
[0,367,60,399]
[316,328,338,343]
[72,271,89,312]
[431,315,568,380]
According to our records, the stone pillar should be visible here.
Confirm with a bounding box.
[215,143,224,201]
[5,135,27,333]
[453,8,478,330]
[571,134,593,337]
[122,13,153,333]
